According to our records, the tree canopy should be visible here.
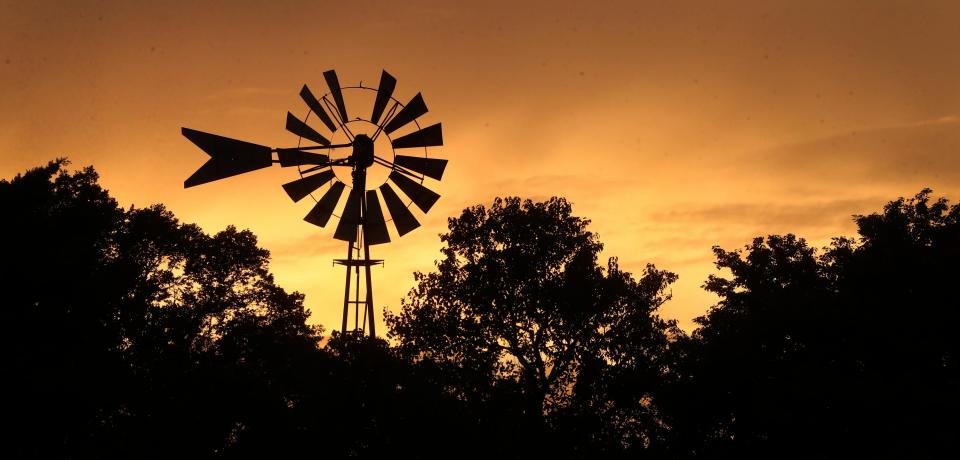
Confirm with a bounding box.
[4,159,958,458]
[666,189,960,458]
[1,160,465,458]
[386,196,680,455]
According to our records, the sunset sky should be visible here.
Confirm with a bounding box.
[2,1,958,333]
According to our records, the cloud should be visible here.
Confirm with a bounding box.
[744,116,960,184]
[268,233,348,261]
[651,197,882,230]
[204,87,289,101]
[487,173,636,192]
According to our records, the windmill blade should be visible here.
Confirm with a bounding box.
[304,181,345,227]
[286,112,330,146]
[323,70,349,123]
[389,171,440,212]
[277,149,329,167]
[334,188,362,241]
[379,183,420,236]
[363,190,391,245]
[282,169,335,202]
[394,155,447,180]
[299,84,337,132]
[391,123,443,149]
[383,93,427,134]
[182,127,273,188]
[370,70,397,125]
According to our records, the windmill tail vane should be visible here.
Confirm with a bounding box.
[181,69,447,338]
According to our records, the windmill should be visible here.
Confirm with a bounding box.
[181,69,446,338]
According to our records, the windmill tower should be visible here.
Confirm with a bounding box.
[181,70,447,338]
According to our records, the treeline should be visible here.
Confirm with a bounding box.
[3,160,958,458]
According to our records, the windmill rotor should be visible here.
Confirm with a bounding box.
[181,69,447,337]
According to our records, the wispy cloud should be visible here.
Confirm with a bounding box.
[204,87,289,101]
[745,116,960,184]
[651,197,882,230]
[268,234,348,261]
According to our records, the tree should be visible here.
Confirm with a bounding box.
[669,189,960,458]
[386,197,679,455]
[664,234,838,458]
[1,160,323,457]
[824,189,960,456]
[1,160,483,459]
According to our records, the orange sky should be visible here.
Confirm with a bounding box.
[2,1,958,333]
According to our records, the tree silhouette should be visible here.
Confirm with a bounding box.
[824,189,960,457]
[4,160,127,457]
[2,160,323,457]
[667,189,960,458]
[386,196,680,455]
[7,159,958,458]
[2,160,495,459]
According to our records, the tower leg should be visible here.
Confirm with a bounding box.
[363,240,376,338]
[341,241,352,335]
[354,255,360,331]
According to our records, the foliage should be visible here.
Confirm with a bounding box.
[1,160,464,458]
[386,196,680,455]
[667,189,960,458]
[5,159,958,458]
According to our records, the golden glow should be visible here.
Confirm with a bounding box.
[2,1,958,332]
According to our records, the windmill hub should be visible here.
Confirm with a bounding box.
[351,134,375,169]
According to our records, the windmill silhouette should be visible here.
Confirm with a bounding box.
[182,70,446,338]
